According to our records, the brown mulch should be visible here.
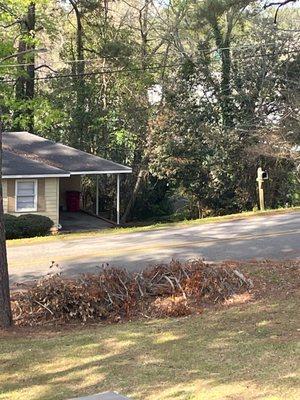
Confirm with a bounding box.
[233,259,300,298]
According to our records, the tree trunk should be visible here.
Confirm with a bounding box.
[139,0,150,70]
[70,0,85,149]
[197,200,203,219]
[0,121,13,329]
[15,2,36,132]
[121,1,151,222]
[210,13,234,128]
[220,44,233,127]
[15,27,26,101]
[25,2,36,132]
[121,169,146,223]
[14,21,27,129]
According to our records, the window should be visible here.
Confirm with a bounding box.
[16,180,37,212]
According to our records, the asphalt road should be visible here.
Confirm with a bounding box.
[7,211,300,283]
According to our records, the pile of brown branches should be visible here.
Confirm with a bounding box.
[12,260,253,326]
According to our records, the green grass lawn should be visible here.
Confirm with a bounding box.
[7,206,300,247]
[0,263,299,400]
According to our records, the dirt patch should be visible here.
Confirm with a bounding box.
[238,260,300,299]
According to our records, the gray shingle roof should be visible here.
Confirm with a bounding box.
[2,131,132,177]
[2,149,70,178]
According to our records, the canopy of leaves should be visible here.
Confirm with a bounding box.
[0,0,299,219]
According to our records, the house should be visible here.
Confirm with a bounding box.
[2,131,132,229]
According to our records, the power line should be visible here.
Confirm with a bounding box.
[1,49,299,85]
[0,42,298,69]
[1,63,178,83]
[0,53,166,69]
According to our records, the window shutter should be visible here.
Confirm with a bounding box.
[37,179,46,212]
[7,179,15,212]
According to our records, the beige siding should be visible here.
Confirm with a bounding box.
[2,179,8,213]
[2,177,59,226]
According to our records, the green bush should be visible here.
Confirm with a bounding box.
[4,214,54,239]
[17,214,54,238]
[4,214,22,239]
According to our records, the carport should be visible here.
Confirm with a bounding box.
[54,155,132,227]
[59,171,127,228]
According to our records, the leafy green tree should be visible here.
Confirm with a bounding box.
[150,0,300,215]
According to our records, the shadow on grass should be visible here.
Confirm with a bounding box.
[0,290,299,400]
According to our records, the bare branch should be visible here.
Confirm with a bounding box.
[0,19,21,29]
[264,0,299,23]
[34,64,58,73]
[0,48,47,63]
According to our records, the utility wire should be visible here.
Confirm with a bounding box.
[0,42,298,69]
[0,53,167,68]
[1,49,299,85]
[1,64,179,83]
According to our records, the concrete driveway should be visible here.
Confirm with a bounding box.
[60,211,114,231]
[7,211,300,283]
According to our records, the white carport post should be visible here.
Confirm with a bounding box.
[116,173,120,225]
[96,175,99,215]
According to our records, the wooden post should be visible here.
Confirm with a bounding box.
[257,167,265,211]
[116,174,120,225]
[258,180,265,211]
[96,175,99,216]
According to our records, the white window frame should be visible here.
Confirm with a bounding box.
[15,179,38,213]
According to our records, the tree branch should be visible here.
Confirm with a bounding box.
[0,19,21,29]
[34,64,58,73]
[264,0,299,23]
